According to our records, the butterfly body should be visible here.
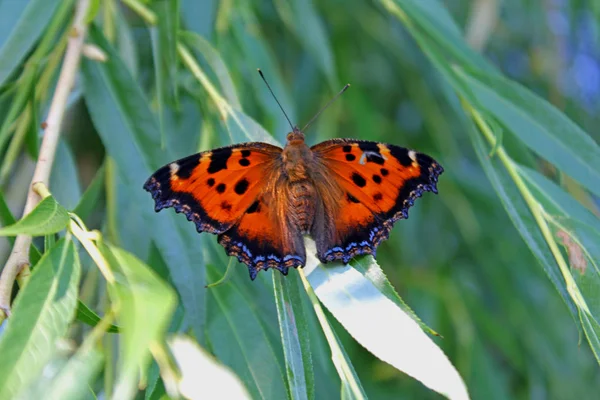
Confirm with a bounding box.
[144,127,443,280]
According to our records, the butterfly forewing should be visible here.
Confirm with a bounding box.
[144,142,282,233]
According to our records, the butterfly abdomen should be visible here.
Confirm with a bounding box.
[287,181,317,234]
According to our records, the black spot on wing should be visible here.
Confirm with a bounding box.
[372,174,382,184]
[216,183,226,193]
[207,178,215,187]
[351,172,366,188]
[207,147,232,174]
[246,200,261,214]
[388,145,413,167]
[346,193,360,204]
[366,154,385,165]
[239,158,251,167]
[358,142,379,153]
[345,154,356,162]
[380,168,389,176]
[175,153,201,179]
[234,178,249,195]
[358,142,385,165]
[221,201,232,211]
[241,149,251,157]
[342,145,352,153]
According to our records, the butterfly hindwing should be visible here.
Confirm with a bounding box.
[310,139,443,263]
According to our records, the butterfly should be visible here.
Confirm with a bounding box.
[144,74,443,280]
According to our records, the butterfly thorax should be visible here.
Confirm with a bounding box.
[281,130,318,233]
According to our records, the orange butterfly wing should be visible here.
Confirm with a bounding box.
[144,142,304,279]
[310,139,443,263]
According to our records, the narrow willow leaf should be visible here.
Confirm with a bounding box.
[0,0,61,86]
[465,117,575,316]
[101,244,177,400]
[228,6,296,140]
[520,167,600,233]
[75,301,119,333]
[73,163,106,222]
[0,195,69,236]
[169,335,252,399]
[206,264,288,399]
[272,0,336,83]
[23,343,103,400]
[150,0,180,147]
[391,0,491,72]
[180,32,241,108]
[0,238,80,399]
[517,172,600,358]
[353,256,439,336]
[180,0,215,38]
[460,70,600,198]
[273,272,315,400]
[299,266,368,400]
[82,26,207,338]
[50,140,82,210]
[304,239,469,400]
[0,191,42,264]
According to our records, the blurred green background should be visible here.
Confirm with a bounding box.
[1,0,600,398]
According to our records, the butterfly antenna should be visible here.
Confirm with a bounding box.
[301,83,350,132]
[258,69,295,131]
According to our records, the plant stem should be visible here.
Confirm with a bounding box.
[121,0,157,25]
[0,0,92,315]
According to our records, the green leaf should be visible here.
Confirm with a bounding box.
[226,5,297,139]
[303,239,469,400]
[518,167,600,360]
[0,0,62,87]
[180,0,215,38]
[206,263,288,399]
[272,0,336,84]
[390,0,491,72]
[101,243,177,400]
[179,31,241,109]
[0,195,69,236]
[150,0,180,147]
[273,272,315,400]
[73,163,106,222]
[460,69,600,198]
[168,335,252,399]
[75,301,119,333]
[0,191,42,264]
[464,116,575,317]
[297,263,368,400]
[21,340,103,400]
[520,168,600,234]
[0,238,81,399]
[82,26,207,339]
[352,257,439,336]
[50,140,83,210]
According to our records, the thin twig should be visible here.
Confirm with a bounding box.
[0,0,92,316]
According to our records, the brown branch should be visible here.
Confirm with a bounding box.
[0,0,92,318]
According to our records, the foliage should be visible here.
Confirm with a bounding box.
[1,0,599,399]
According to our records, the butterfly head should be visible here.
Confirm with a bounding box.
[286,127,305,144]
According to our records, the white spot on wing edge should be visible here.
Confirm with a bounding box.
[169,162,180,175]
[408,150,417,162]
